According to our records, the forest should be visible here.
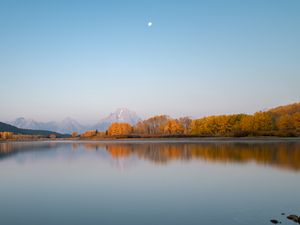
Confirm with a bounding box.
[79,102,300,138]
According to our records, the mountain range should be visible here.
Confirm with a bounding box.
[9,117,87,134]
[8,108,141,134]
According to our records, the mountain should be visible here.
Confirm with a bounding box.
[93,108,141,131]
[9,117,87,134]
[0,122,66,137]
[56,117,87,134]
[8,108,141,133]
[11,117,45,130]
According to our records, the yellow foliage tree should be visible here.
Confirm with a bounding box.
[190,114,248,136]
[252,112,274,132]
[0,132,13,139]
[163,120,184,135]
[108,123,132,136]
[276,115,294,131]
[81,130,97,138]
[292,112,300,132]
[239,115,254,132]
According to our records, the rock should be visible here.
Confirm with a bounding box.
[298,216,300,224]
[281,213,285,215]
[287,215,299,222]
[270,219,279,224]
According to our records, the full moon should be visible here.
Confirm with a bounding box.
[148,22,152,27]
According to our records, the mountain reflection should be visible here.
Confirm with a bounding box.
[1,141,300,171]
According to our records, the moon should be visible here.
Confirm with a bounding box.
[148,22,152,27]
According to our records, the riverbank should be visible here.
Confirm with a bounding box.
[1,136,300,144]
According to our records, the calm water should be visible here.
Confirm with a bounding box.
[0,140,300,225]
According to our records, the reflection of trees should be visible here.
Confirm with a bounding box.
[1,141,300,171]
[78,142,300,171]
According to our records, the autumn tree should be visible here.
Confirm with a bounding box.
[133,115,170,135]
[178,117,192,134]
[190,113,272,136]
[190,117,210,136]
[134,121,148,134]
[81,130,97,138]
[276,115,295,131]
[163,119,184,135]
[0,132,13,139]
[239,115,254,133]
[72,132,78,138]
[292,112,300,132]
[268,102,300,117]
[108,123,132,136]
[190,115,229,136]
[251,112,274,133]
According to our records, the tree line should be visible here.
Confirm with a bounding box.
[79,102,300,138]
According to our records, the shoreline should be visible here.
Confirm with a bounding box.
[1,136,300,144]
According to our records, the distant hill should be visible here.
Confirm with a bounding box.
[93,108,141,131]
[268,102,300,117]
[0,122,67,137]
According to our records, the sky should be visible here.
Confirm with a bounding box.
[0,0,299,123]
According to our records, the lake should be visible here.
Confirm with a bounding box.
[0,140,300,225]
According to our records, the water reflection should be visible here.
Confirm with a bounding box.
[1,141,300,171]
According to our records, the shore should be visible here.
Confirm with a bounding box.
[1,136,300,144]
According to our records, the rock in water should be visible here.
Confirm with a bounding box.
[287,215,299,222]
[270,219,279,224]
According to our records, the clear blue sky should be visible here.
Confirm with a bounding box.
[0,0,299,123]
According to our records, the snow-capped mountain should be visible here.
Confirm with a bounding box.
[9,108,141,133]
[93,108,141,131]
[9,117,87,134]
[56,117,87,134]
[10,117,45,130]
